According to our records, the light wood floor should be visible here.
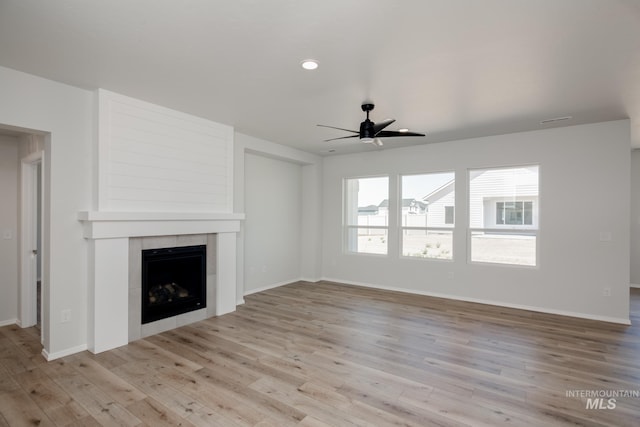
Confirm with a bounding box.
[1,282,639,426]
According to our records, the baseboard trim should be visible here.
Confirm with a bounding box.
[631,283,640,289]
[0,319,17,327]
[42,343,88,361]
[320,277,631,325]
[243,279,300,296]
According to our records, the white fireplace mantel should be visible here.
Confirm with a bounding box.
[79,210,244,354]
[78,211,245,239]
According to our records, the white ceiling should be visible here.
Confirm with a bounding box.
[1,0,639,155]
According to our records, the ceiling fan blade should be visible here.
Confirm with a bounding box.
[373,119,395,136]
[324,135,359,142]
[317,124,358,133]
[376,130,425,138]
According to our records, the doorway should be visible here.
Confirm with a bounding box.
[20,146,44,340]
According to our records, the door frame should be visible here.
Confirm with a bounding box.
[20,150,43,330]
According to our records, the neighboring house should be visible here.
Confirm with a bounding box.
[422,181,456,228]
[357,169,538,230]
[422,167,539,229]
[357,204,379,215]
[357,199,426,228]
[407,199,428,214]
[377,198,427,215]
[469,167,539,229]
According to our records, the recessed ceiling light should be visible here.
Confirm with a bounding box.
[540,116,572,125]
[301,59,319,70]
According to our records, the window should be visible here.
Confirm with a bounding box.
[469,165,539,266]
[401,172,455,259]
[444,206,455,225]
[344,176,389,254]
[496,201,532,225]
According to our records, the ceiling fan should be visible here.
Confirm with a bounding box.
[318,103,425,147]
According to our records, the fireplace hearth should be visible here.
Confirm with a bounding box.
[141,244,206,324]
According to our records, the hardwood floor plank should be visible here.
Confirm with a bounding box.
[0,387,56,426]
[64,415,103,426]
[66,353,147,407]
[0,325,44,360]
[0,363,20,395]
[297,415,334,427]
[126,397,197,427]
[115,339,203,373]
[180,372,291,427]
[111,360,208,419]
[248,376,373,427]
[1,283,639,426]
[37,358,142,426]
[187,367,307,426]
[0,332,39,375]
[12,366,89,425]
[399,390,509,427]
[84,349,130,371]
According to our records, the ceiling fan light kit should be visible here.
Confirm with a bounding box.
[318,102,425,147]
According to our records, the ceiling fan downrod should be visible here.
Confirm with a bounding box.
[360,103,375,141]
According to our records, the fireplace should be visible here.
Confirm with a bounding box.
[141,244,206,324]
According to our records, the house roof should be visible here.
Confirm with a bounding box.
[379,198,427,209]
[1,1,639,154]
[423,180,456,204]
[358,204,379,213]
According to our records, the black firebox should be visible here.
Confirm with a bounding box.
[141,245,206,324]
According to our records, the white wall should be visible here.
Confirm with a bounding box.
[0,135,19,325]
[0,66,93,358]
[300,161,323,282]
[631,149,640,286]
[234,132,322,299]
[243,153,302,293]
[322,120,631,323]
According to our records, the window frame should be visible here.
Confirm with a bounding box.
[467,164,540,268]
[343,175,390,256]
[399,171,455,261]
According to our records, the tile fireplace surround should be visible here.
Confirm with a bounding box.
[79,211,244,354]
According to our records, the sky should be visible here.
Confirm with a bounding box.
[356,173,454,207]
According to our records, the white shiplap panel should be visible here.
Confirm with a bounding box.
[110,135,228,168]
[109,161,227,183]
[110,99,229,140]
[110,119,228,159]
[108,147,222,174]
[109,175,228,195]
[98,89,233,212]
[108,187,227,204]
[102,197,230,213]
